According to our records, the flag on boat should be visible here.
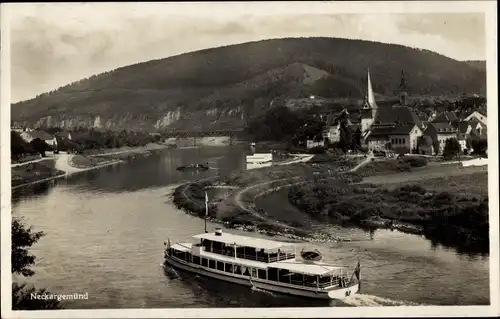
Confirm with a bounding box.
[205,191,209,216]
[354,261,361,281]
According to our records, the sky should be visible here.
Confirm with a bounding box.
[4,2,488,103]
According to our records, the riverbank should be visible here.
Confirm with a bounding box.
[171,154,365,242]
[286,163,489,254]
[11,143,172,189]
[172,151,489,252]
[11,161,66,189]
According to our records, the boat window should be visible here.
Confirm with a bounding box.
[251,268,257,278]
[267,268,278,281]
[278,269,291,283]
[234,265,242,275]
[319,275,332,287]
[173,249,184,259]
[201,258,208,267]
[212,241,223,254]
[193,256,200,265]
[290,273,304,286]
[304,275,318,287]
[209,259,216,269]
[202,240,211,252]
[257,269,267,280]
[225,263,233,273]
[242,267,251,276]
[216,261,224,271]
[185,253,192,263]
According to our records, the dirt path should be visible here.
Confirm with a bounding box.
[349,154,374,172]
[233,177,300,228]
[54,153,122,175]
[232,154,372,227]
[11,158,52,167]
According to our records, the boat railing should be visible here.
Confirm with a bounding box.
[289,280,337,289]
[204,247,295,263]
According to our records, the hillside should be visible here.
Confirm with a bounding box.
[11,37,486,132]
[464,60,486,72]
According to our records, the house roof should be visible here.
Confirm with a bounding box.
[24,130,54,141]
[465,107,487,118]
[374,106,421,126]
[418,114,428,122]
[432,111,458,123]
[426,122,458,134]
[55,131,71,139]
[453,122,471,134]
[367,126,396,137]
[389,124,418,135]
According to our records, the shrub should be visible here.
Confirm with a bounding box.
[308,146,326,154]
[403,156,428,167]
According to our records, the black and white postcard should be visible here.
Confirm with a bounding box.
[1,1,498,318]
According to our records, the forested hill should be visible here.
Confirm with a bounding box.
[11,37,486,132]
[463,60,486,72]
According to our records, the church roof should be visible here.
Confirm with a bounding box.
[390,124,418,135]
[399,70,407,91]
[374,105,420,126]
[368,126,396,137]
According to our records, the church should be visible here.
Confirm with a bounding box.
[322,69,424,154]
[360,70,424,154]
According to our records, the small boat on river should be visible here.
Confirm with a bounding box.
[176,163,210,171]
[164,228,361,299]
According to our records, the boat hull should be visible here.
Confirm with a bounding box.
[165,254,358,300]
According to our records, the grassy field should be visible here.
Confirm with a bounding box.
[380,171,488,198]
[11,161,65,188]
[70,154,113,169]
[288,165,489,254]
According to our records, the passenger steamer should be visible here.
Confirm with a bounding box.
[164,228,361,299]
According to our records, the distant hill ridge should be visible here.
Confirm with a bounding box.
[463,60,486,72]
[11,37,486,132]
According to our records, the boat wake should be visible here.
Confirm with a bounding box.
[163,264,182,280]
[341,294,427,307]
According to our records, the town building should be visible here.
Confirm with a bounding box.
[20,130,58,147]
[359,70,423,154]
[423,122,459,154]
[463,109,487,126]
[55,131,73,140]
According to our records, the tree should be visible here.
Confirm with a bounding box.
[11,217,63,310]
[337,111,352,153]
[352,128,362,150]
[11,131,36,160]
[471,139,488,156]
[30,138,51,157]
[443,138,461,160]
[432,139,440,156]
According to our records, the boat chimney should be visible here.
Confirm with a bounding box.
[215,228,223,236]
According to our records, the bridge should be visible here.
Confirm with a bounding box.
[162,129,245,138]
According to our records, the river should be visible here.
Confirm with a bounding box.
[11,145,490,309]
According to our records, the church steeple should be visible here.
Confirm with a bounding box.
[362,69,378,110]
[399,70,408,106]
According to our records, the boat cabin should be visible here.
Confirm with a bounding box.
[166,230,353,290]
[192,229,296,263]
